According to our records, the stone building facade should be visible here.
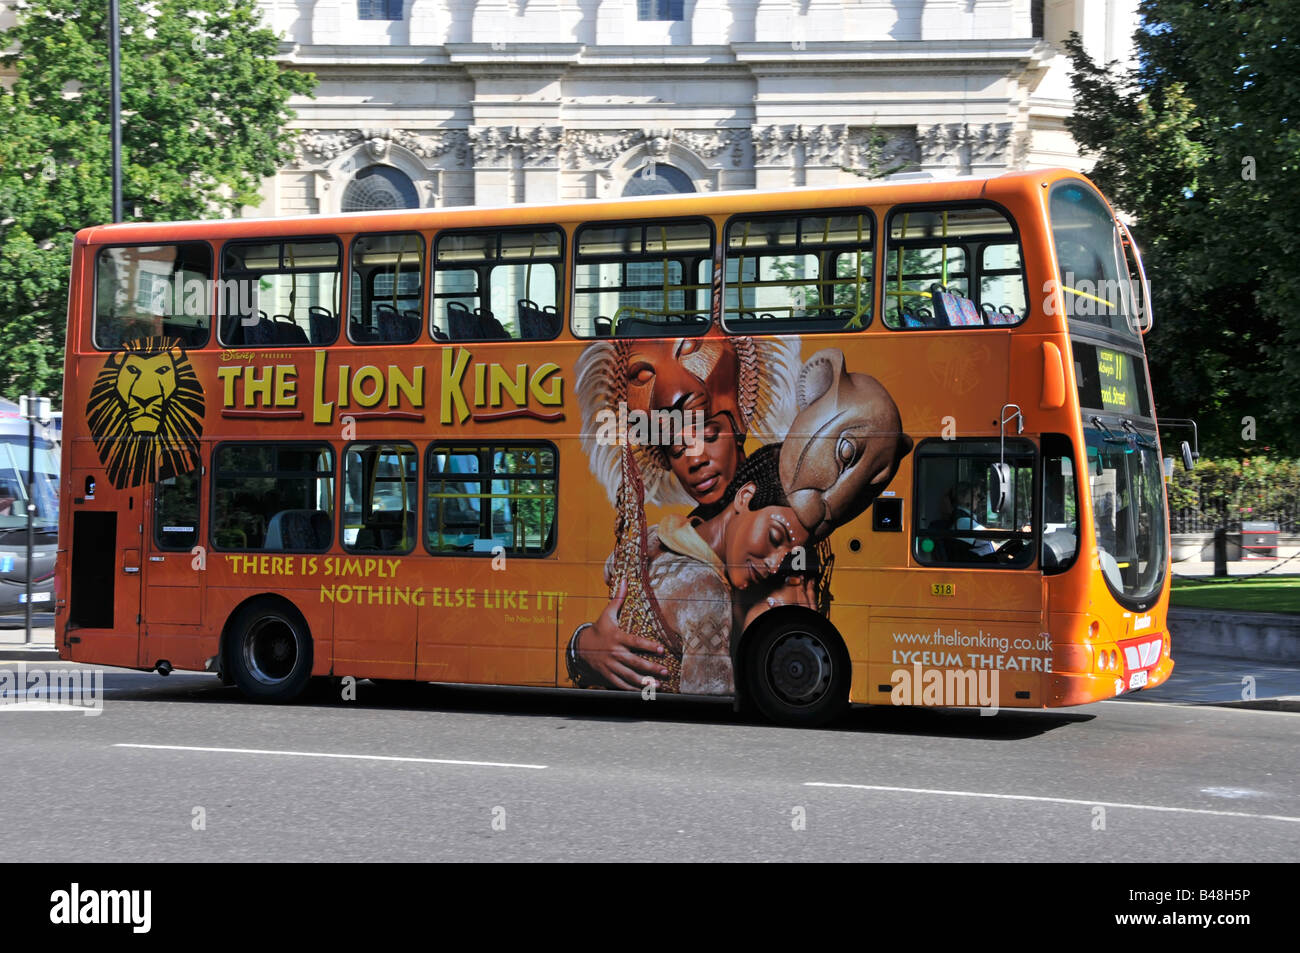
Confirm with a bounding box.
[0,1,1139,216]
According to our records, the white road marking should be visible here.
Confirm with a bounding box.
[2,702,92,713]
[4,689,123,696]
[805,782,1300,823]
[113,742,546,770]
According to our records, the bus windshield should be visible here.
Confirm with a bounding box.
[0,437,60,531]
[1084,423,1166,608]
[1050,181,1142,338]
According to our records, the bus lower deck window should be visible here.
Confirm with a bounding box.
[212,444,335,552]
[426,444,556,556]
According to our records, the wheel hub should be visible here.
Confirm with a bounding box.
[245,618,298,684]
[768,632,831,705]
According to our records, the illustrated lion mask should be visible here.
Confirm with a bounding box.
[779,348,913,539]
[87,337,204,489]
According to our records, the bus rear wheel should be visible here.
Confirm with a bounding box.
[744,615,849,727]
[227,601,313,703]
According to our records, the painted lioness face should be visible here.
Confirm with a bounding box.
[779,348,913,539]
[114,350,180,434]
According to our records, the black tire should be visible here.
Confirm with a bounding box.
[743,614,849,727]
[226,601,313,703]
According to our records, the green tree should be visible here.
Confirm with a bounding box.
[1062,1,1300,456]
[0,0,315,400]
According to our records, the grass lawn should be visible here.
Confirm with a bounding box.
[1171,575,1300,614]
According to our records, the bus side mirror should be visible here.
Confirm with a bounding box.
[1180,440,1196,472]
[988,463,1011,516]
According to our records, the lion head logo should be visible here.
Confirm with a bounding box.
[87,337,204,489]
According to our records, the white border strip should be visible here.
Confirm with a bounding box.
[114,743,546,770]
[805,782,1300,823]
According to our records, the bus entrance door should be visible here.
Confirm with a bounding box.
[139,474,204,674]
[63,466,143,669]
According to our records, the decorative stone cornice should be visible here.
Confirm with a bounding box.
[391,128,472,166]
[297,128,365,164]
[919,122,1014,167]
[468,125,565,166]
[293,127,470,168]
[560,127,749,170]
[561,129,642,168]
[672,128,749,167]
[751,124,848,165]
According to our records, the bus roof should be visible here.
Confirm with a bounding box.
[75,167,1090,246]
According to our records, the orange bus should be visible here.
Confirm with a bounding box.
[55,168,1176,725]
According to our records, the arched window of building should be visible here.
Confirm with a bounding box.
[358,0,404,20]
[638,0,684,20]
[342,165,420,212]
[621,162,696,197]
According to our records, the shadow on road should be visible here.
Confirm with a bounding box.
[96,669,1093,740]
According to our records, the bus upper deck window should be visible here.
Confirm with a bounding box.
[94,243,213,350]
[349,233,425,345]
[883,205,1027,330]
[721,211,874,335]
[572,219,712,338]
[1049,181,1143,336]
[219,238,342,348]
[433,227,564,342]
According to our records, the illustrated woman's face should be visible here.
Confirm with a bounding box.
[667,413,742,506]
[721,485,811,591]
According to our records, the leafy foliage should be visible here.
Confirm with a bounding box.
[0,0,315,400]
[1063,1,1300,456]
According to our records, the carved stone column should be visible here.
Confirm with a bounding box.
[408,0,446,45]
[469,126,564,205]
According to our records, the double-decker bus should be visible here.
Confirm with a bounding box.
[55,169,1174,725]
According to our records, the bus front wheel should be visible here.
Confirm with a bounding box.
[226,601,313,703]
[743,614,849,728]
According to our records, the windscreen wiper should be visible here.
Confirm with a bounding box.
[1119,419,1159,449]
[1090,415,1121,440]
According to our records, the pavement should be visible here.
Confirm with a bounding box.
[6,624,1297,710]
[0,623,56,658]
[1171,546,1300,578]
